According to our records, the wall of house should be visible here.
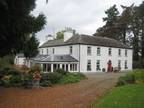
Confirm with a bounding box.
[79,45,133,73]
[39,44,133,73]
[39,45,80,60]
[14,56,25,66]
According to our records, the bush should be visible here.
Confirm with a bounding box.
[117,70,144,86]
[59,72,86,84]
[0,67,22,87]
[40,80,52,87]
[41,72,62,84]
[54,69,68,75]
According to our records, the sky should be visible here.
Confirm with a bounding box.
[33,0,143,44]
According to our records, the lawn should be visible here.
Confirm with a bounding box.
[92,84,144,108]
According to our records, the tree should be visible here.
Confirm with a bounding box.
[103,5,119,26]
[94,5,120,40]
[23,33,39,66]
[56,31,64,39]
[0,0,46,57]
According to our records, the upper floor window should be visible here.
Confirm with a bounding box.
[108,48,112,56]
[125,49,127,57]
[96,60,100,71]
[87,46,91,55]
[69,46,73,54]
[47,49,49,55]
[41,49,43,54]
[118,49,121,56]
[87,60,91,71]
[97,47,101,55]
[53,48,55,54]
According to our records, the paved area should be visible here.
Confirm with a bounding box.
[0,72,126,108]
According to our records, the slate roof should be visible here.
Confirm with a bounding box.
[40,34,131,49]
[33,55,78,62]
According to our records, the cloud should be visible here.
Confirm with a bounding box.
[33,0,143,44]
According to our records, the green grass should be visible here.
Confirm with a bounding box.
[92,84,144,108]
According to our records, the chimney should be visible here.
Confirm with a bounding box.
[45,34,54,41]
[64,27,75,42]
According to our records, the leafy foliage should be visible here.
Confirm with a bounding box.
[0,0,46,57]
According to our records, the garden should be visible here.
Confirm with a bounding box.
[0,66,86,88]
[91,69,144,108]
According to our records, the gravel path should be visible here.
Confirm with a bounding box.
[0,72,126,108]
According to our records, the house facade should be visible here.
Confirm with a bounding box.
[32,30,133,73]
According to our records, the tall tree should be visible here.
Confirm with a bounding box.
[138,1,144,58]
[0,0,46,57]
[94,5,120,40]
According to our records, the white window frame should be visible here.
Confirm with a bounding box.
[118,49,121,56]
[87,60,91,71]
[108,48,112,56]
[125,49,127,57]
[69,46,73,55]
[96,60,100,71]
[87,46,91,55]
[97,47,101,56]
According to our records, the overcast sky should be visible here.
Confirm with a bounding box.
[33,0,143,44]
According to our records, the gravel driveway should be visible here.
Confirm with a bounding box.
[0,72,126,108]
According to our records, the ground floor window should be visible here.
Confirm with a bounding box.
[96,60,100,71]
[87,60,91,71]
[125,60,128,69]
[118,60,121,70]
[70,64,77,71]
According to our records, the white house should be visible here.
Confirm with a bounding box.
[14,53,26,67]
[30,29,133,73]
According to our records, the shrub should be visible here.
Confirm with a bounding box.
[59,72,86,84]
[117,70,144,86]
[40,80,52,87]
[41,72,62,84]
[117,73,135,86]
[55,69,68,75]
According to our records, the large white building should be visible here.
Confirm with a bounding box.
[30,30,133,73]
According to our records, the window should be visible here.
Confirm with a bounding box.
[97,47,101,55]
[69,46,73,54]
[41,49,43,54]
[53,48,55,54]
[70,64,77,71]
[108,48,112,56]
[87,46,91,55]
[70,64,73,71]
[118,49,121,56]
[47,49,49,55]
[74,64,77,71]
[125,60,128,69]
[118,60,121,70]
[87,60,91,71]
[125,49,127,57]
[96,60,100,71]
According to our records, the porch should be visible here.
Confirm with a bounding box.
[32,54,79,73]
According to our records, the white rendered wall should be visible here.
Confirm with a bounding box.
[14,56,25,66]
[39,44,133,73]
[79,45,133,73]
